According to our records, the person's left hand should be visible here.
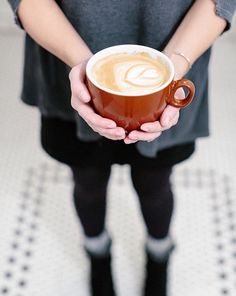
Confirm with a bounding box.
[124,88,184,144]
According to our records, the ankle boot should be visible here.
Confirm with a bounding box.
[87,251,116,296]
[143,241,175,296]
[143,252,169,296]
[143,235,175,296]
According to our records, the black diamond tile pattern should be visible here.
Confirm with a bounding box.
[0,164,236,296]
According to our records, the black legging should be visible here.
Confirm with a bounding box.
[71,164,173,239]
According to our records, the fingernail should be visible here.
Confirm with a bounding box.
[116,131,124,137]
[141,126,150,132]
[130,135,138,140]
[108,123,116,128]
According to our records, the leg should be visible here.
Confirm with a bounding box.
[71,165,111,237]
[130,165,175,296]
[70,165,116,296]
[130,165,174,240]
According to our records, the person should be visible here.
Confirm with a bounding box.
[8,0,236,295]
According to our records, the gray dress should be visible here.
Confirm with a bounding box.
[8,0,236,157]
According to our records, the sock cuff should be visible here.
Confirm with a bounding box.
[146,234,175,262]
[84,230,112,257]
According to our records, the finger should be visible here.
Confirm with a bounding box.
[171,111,180,126]
[127,130,162,142]
[78,103,117,129]
[175,87,185,99]
[97,127,126,140]
[160,105,180,128]
[161,110,180,131]
[140,120,163,133]
[124,138,138,144]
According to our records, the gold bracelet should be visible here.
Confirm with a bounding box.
[163,50,192,71]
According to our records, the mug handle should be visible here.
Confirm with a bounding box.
[167,79,195,108]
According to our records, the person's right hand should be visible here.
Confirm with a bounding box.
[69,60,126,140]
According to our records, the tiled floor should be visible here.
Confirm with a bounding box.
[0,2,236,296]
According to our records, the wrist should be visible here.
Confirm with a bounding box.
[163,50,192,79]
[63,35,93,67]
[66,50,93,68]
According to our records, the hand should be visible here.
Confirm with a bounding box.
[124,88,185,144]
[69,60,126,140]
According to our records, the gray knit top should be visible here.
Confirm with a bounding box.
[8,0,236,157]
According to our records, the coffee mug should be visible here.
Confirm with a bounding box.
[86,44,195,131]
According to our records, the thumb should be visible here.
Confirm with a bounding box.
[69,64,91,103]
[160,105,180,128]
[73,81,91,103]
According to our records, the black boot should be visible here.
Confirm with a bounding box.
[143,252,169,296]
[87,251,116,296]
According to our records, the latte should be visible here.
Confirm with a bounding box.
[92,52,170,95]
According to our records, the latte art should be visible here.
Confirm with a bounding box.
[92,52,170,95]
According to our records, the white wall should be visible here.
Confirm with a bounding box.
[0,0,15,27]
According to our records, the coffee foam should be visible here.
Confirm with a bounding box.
[92,52,169,95]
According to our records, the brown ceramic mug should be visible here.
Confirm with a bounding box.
[86,45,195,131]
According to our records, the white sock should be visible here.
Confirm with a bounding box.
[84,231,111,257]
[146,235,175,261]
